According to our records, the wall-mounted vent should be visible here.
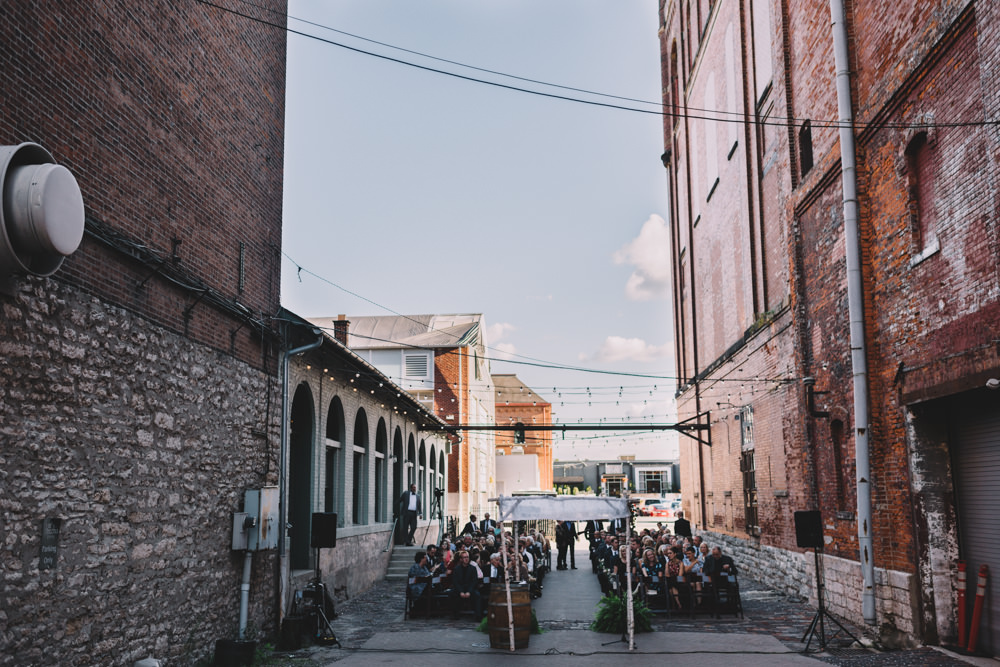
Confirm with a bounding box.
[404,354,429,378]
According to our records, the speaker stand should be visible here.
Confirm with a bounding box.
[309,547,341,648]
[801,546,861,652]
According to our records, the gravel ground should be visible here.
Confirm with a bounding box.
[262,576,977,666]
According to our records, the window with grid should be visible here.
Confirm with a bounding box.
[739,405,759,535]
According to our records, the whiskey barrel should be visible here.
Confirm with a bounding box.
[488,583,531,649]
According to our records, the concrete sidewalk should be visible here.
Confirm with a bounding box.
[531,540,604,624]
[327,629,822,665]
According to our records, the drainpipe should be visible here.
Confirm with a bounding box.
[829,0,876,625]
[277,329,324,622]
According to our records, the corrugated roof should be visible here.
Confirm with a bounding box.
[492,373,549,405]
[308,314,483,350]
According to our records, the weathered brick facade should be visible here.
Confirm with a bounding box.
[1,1,287,664]
[660,0,1000,649]
[285,334,448,603]
[493,374,554,491]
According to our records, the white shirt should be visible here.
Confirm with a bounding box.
[407,492,418,511]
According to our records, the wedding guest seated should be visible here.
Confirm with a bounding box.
[703,546,737,580]
[407,551,432,617]
[450,550,483,618]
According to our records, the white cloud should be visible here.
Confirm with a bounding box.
[582,336,671,363]
[613,214,671,301]
[493,342,518,360]
[487,322,516,342]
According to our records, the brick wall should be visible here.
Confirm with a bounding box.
[0,0,286,369]
[495,402,554,490]
[661,0,1000,647]
[1,1,288,663]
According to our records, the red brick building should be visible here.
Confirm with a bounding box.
[660,0,1000,651]
[1,1,287,664]
[317,314,496,521]
[493,374,554,491]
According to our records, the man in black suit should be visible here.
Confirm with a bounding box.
[703,546,738,579]
[398,483,420,546]
[450,550,483,618]
[565,520,578,569]
[479,513,496,535]
[584,519,602,541]
[460,514,477,535]
[673,510,692,538]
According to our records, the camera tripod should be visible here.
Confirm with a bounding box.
[422,489,445,544]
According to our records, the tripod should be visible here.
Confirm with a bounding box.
[421,490,444,545]
[802,546,861,652]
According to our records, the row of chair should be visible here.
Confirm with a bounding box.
[405,572,495,619]
[638,572,743,618]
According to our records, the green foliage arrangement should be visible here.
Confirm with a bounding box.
[476,609,543,634]
[590,593,653,634]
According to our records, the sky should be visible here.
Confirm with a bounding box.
[280,0,679,462]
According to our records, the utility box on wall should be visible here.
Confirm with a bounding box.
[232,487,279,551]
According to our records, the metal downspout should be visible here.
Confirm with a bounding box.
[829,0,876,625]
[277,330,324,622]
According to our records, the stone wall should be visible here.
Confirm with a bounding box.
[0,279,281,666]
[703,531,918,645]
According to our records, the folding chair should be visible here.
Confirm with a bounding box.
[405,575,432,619]
[642,574,669,613]
[712,572,743,618]
[429,573,451,616]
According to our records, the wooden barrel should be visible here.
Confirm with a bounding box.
[488,583,531,649]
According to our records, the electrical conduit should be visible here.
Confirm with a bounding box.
[829,0,876,625]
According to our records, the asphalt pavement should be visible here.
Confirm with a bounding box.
[265,539,989,666]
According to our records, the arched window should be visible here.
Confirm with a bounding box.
[429,444,437,485]
[439,451,446,493]
[407,434,416,487]
[418,440,427,516]
[393,427,404,542]
[289,383,315,570]
[352,408,369,525]
[325,397,346,526]
[375,418,388,523]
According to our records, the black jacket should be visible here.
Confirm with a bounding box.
[703,554,737,578]
[398,490,421,516]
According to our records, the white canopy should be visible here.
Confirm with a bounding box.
[496,495,628,522]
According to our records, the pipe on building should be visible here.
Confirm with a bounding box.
[829,0,876,625]
[238,549,254,639]
[277,330,324,621]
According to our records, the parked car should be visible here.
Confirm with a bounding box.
[648,504,673,518]
[639,499,663,516]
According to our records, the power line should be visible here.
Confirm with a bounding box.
[280,250,801,384]
[199,0,1000,131]
[233,0,663,108]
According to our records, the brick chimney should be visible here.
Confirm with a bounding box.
[332,314,349,346]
